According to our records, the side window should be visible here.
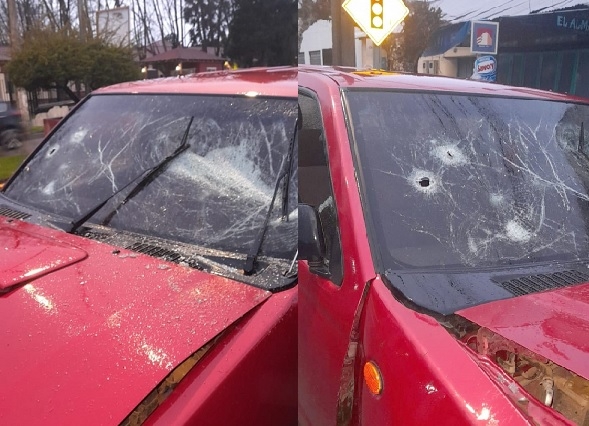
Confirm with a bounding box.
[298,90,343,285]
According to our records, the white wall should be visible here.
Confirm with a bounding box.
[300,20,379,68]
[300,20,332,65]
[0,73,8,102]
[418,47,475,78]
[31,106,70,128]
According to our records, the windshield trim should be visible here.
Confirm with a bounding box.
[4,93,298,272]
[343,85,589,105]
[342,87,589,276]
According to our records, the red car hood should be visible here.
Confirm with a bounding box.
[0,218,271,424]
[457,283,589,380]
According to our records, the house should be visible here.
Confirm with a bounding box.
[418,3,589,97]
[0,46,14,103]
[140,46,226,77]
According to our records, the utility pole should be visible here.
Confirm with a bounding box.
[7,0,28,122]
[180,0,184,46]
[7,0,17,44]
[78,0,88,41]
[144,0,148,54]
[331,0,356,67]
[77,0,88,99]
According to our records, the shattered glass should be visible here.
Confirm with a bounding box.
[5,94,298,260]
[346,91,589,270]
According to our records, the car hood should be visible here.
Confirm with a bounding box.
[0,218,271,425]
[457,282,589,381]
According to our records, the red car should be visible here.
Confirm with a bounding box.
[0,67,298,425]
[298,66,589,425]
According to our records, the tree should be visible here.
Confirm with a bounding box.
[224,0,297,67]
[0,0,187,59]
[388,1,443,72]
[97,1,190,56]
[298,0,330,51]
[184,0,232,55]
[6,28,139,102]
[84,40,142,90]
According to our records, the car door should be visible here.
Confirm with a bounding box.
[298,82,377,426]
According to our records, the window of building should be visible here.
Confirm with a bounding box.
[497,55,512,84]
[321,49,333,66]
[458,57,475,79]
[575,51,589,98]
[512,55,524,86]
[523,53,540,89]
[539,53,558,91]
[558,52,576,94]
[309,50,322,65]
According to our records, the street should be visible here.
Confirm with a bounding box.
[0,132,43,158]
[15,133,44,157]
[0,133,43,188]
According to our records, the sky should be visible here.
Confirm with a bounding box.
[431,0,589,22]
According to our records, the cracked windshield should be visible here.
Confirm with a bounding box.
[5,94,298,260]
[346,90,589,270]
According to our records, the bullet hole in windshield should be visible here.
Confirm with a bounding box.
[431,144,468,166]
[408,169,439,195]
[419,177,430,187]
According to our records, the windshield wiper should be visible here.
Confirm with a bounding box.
[243,116,299,275]
[66,116,194,234]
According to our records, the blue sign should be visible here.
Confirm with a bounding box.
[471,21,499,55]
[472,56,497,82]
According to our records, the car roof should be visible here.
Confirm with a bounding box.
[299,65,589,103]
[94,66,297,98]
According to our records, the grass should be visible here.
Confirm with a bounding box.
[29,125,44,134]
[0,154,26,181]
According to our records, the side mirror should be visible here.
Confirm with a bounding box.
[298,204,326,267]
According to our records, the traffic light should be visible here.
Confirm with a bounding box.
[371,0,383,29]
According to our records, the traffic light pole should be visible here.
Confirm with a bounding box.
[7,0,29,123]
[373,45,381,69]
[332,0,356,67]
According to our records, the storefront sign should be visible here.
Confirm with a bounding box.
[556,15,589,32]
[471,21,500,55]
[471,55,497,82]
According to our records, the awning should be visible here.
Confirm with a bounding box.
[422,22,470,57]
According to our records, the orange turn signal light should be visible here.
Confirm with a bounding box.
[363,360,383,395]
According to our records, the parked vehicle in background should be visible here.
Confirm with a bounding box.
[0,101,24,150]
[298,66,589,425]
[0,67,298,425]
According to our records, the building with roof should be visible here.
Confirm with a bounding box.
[432,0,585,22]
[0,45,15,103]
[419,4,589,97]
[298,20,389,69]
[141,46,226,77]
